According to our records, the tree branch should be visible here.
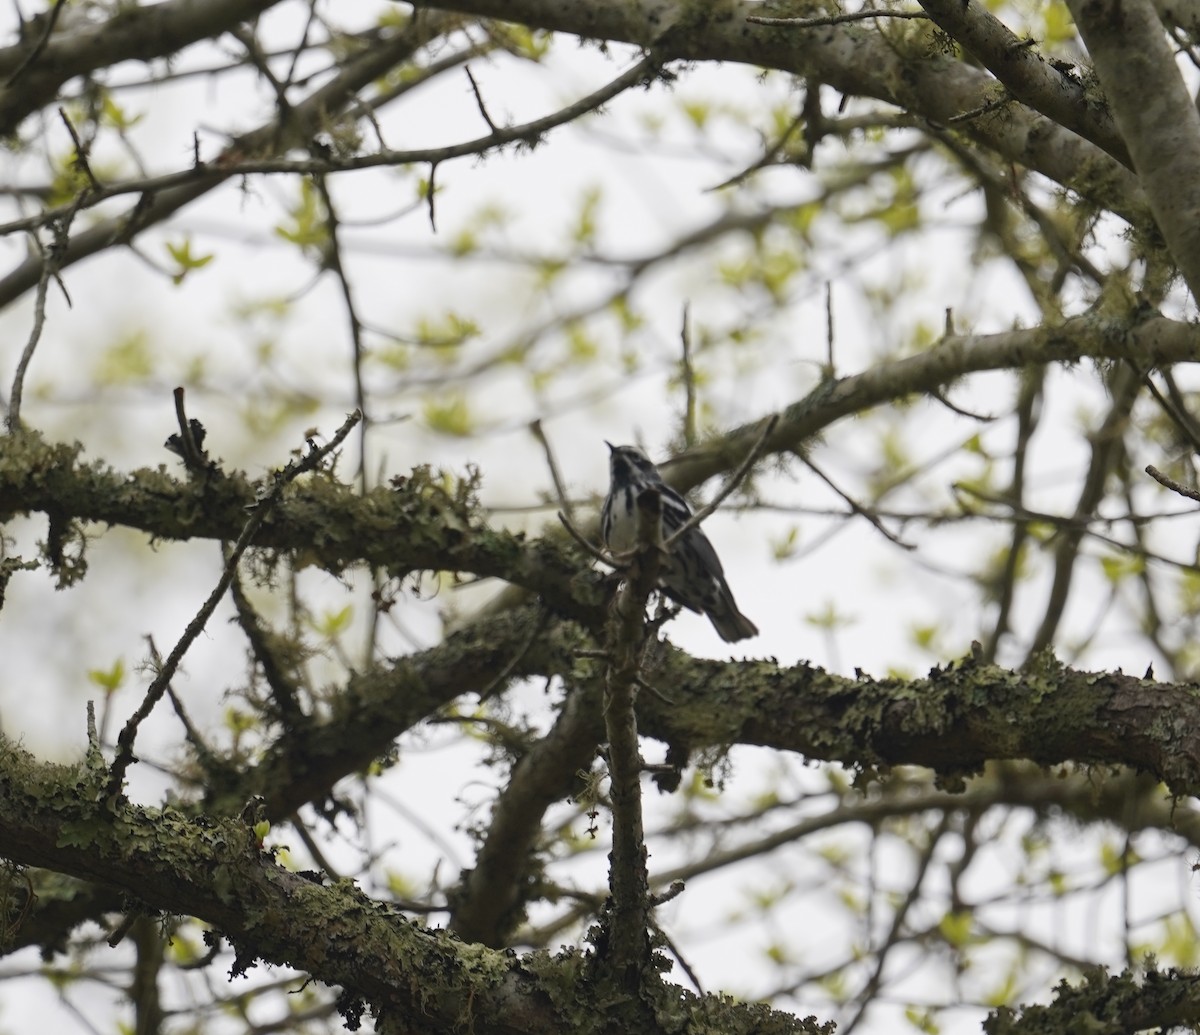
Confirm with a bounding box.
[1066,0,1200,297]
[448,677,604,946]
[107,411,362,800]
[633,647,1200,798]
[217,606,588,818]
[0,16,449,310]
[0,731,824,1035]
[399,0,1151,229]
[917,0,1131,167]
[600,487,663,982]
[986,965,1200,1034]
[0,0,287,134]
[661,310,1199,493]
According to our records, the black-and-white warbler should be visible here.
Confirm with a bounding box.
[601,442,758,643]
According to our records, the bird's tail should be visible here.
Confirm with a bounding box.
[706,594,759,643]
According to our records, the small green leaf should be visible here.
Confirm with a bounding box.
[423,394,474,436]
[87,658,125,694]
[165,237,214,285]
[938,910,972,948]
[1100,553,1144,583]
[805,601,856,630]
[312,605,353,638]
[905,1006,941,1034]
[1099,839,1138,876]
[912,625,937,649]
[94,330,154,385]
[99,93,143,131]
[771,525,799,561]
[274,180,329,254]
[681,100,711,129]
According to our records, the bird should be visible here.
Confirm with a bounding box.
[601,442,758,643]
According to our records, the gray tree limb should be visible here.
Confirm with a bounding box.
[917,0,1130,167]
[1067,0,1200,298]
[398,0,1152,229]
[0,733,823,1035]
[0,0,287,135]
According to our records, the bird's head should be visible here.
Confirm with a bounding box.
[606,442,662,487]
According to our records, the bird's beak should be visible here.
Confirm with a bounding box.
[605,440,614,453]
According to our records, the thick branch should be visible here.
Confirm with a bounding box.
[0,0,286,135]
[218,607,587,818]
[0,734,525,1026]
[236,603,1200,832]
[917,0,1130,167]
[599,489,662,983]
[985,965,1200,1034]
[634,648,1200,797]
[0,735,565,1035]
[0,733,822,1035]
[1066,0,1200,298]
[449,678,604,946]
[0,432,608,631]
[663,310,1200,492]
[3,311,1197,621]
[401,0,1150,228]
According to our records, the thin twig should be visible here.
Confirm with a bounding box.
[57,107,101,192]
[283,3,319,89]
[150,636,221,776]
[558,510,618,565]
[800,454,916,550]
[747,9,929,27]
[1146,465,1200,503]
[0,50,665,244]
[426,160,438,232]
[839,815,951,1035]
[931,386,997,422]
[680,305,697,448]
[5,0,68,87]
[531,419,573,522]
[464,66,499,132]
[314,175,370,494]
[8,211,75,429]
[106,409,363,799]
[653,919,704,993]
[228,568,305,726]
[664,414,780,549]
[946,96,1013,124]
[635,674,675,705]
[707,109,808,191]
[229,23,291,151]
[169,386,210,472]
[7,237,53,431]
[476,607,549,702]
[1162,369,1200,454]
[1137,365,1200,456]
[824,281,835,376]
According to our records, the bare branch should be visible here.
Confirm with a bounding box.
[1067,0,1200,296]
[664,413,779,548]
[107,410,363,800]
[531,419,573,521]
[746,9,929,28]
[1146,464,1200,503]
[600,485,662,982]
[798,453,916,551]
[917,0,1130,166]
